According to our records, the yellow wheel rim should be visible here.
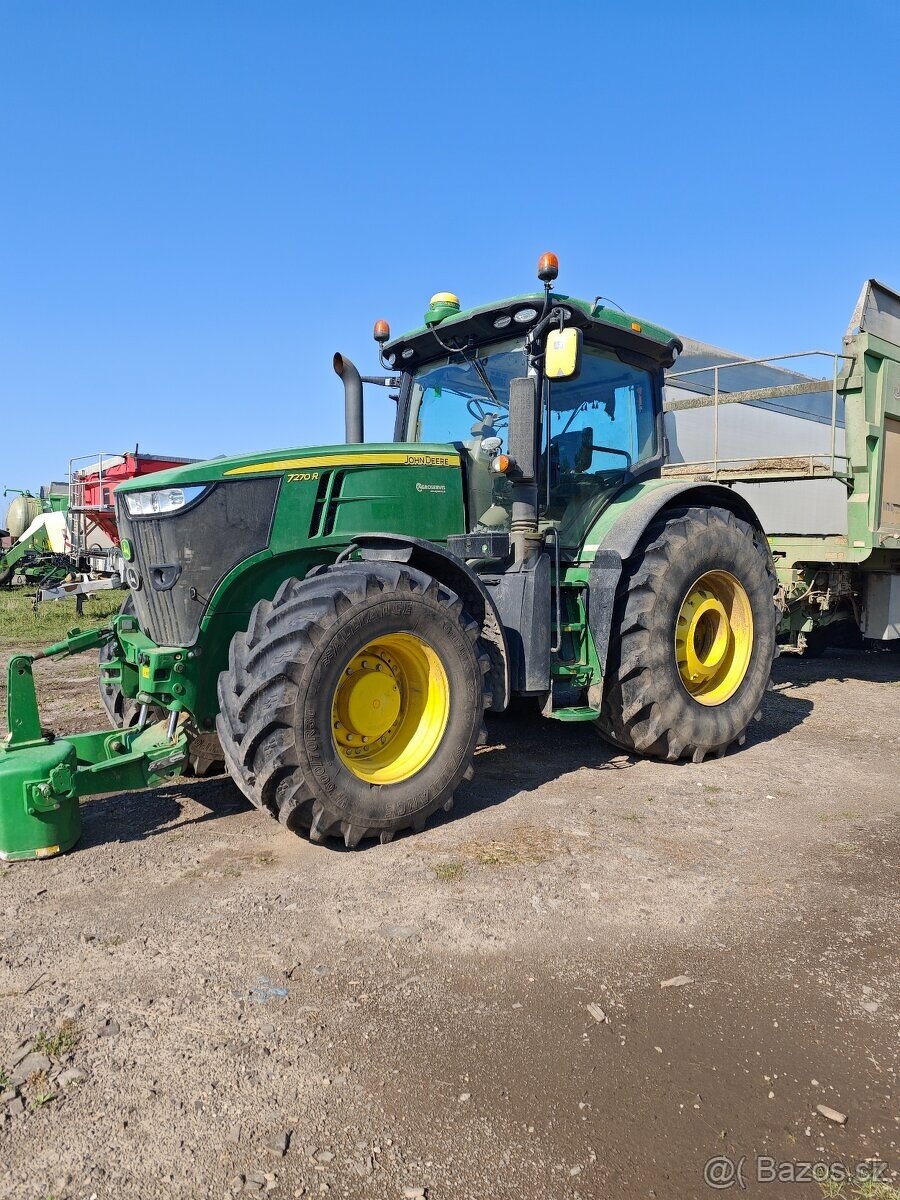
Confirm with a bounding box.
[674,570,754,706]
[331,632,450,784]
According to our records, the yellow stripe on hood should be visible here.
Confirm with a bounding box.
[224,451,460,476]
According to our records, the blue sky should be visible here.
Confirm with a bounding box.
[1,1,898,490]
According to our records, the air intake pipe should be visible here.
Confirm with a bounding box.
[333,352,364,444]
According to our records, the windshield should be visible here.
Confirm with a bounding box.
[406,339,526,444]
[406,339,658,546]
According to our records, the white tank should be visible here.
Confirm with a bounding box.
[5,494,43,539]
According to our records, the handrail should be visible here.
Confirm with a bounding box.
[68,451,118,559]
[666,348,850,380]
[665,350,853,481]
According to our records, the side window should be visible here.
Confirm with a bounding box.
[545,347,657,540]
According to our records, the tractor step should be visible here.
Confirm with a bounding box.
[548,705,601,722]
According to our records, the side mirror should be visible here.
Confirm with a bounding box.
[545,326,583,381]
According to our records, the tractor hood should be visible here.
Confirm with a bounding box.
[114,441,467,652]
[114,442,461,494]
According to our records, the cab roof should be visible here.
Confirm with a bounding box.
[384,291,683,370]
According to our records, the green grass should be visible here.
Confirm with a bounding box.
[34,1018,81,1059]
[0,588,122,645]
[819,1181,845,1199]
[854,1181,900,1199]
[434,861,466,882]
[818,1175,900,1199]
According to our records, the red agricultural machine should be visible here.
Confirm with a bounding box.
[66,450,196,571]
[2,449,196,601]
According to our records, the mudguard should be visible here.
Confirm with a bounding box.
[588,481,767,685]
[354,533,511,712]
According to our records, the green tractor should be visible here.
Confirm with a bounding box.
[0,254,779,859]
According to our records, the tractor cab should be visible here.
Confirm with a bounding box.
[372,264,682,561]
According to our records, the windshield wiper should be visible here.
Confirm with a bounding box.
[460,348,503,411]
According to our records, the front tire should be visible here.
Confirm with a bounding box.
[216,564,490,847]
[596,505,778,762]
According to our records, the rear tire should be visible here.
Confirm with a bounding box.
[596,506,778,762]
[215,563,490,847]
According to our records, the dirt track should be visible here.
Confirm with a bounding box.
[0,646,898,1199]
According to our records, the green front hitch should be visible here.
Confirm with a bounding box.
[0,625,190,862]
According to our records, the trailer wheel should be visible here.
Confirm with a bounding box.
[215,563,490,847]
[596,506,778,762]
[98,594,224,776]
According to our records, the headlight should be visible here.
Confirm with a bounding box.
[123,485,207,517]
[513,306,539,324]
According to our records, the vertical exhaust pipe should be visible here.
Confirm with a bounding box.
[333,353,364,444]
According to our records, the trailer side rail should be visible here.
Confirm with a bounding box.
[663,350,852,483]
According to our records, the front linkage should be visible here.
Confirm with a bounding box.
[0,621,189,861]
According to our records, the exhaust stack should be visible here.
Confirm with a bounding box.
[333,353,364,444]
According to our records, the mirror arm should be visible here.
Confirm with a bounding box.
[525,305,569,352]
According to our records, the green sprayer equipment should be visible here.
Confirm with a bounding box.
[2,257,897,860]
[0,485,70,589]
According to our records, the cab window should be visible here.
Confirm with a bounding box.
[546,347,657,543]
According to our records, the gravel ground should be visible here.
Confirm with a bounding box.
[0,644,897,1199]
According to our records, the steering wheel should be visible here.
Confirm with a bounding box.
[591,444,632,470]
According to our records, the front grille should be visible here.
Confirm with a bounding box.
[117,478,280,646]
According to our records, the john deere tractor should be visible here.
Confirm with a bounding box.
[0,254,778,859]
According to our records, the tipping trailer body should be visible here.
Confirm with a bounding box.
[664,279,900,644]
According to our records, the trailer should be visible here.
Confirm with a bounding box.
[664,278,900,650]
[66,450,197,577]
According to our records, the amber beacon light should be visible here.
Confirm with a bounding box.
[537,252,559,283]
